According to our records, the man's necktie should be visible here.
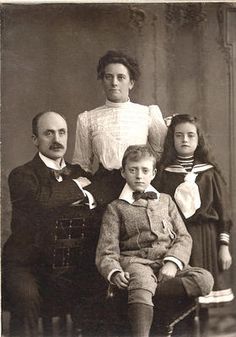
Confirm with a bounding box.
[133,191,157,201]
[51,167,71,180]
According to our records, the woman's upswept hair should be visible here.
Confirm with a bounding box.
[158,114,223,177]
[97,50,140,81]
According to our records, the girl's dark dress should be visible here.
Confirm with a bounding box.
[154,161,234,307]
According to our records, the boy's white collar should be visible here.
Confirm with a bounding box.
[119,183,160,204]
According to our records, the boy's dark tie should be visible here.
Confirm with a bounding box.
[133,191,157,201]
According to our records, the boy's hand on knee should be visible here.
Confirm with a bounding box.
[157,262,178,283]
[111,271,130,289]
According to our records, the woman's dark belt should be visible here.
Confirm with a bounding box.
[94,163,122,178]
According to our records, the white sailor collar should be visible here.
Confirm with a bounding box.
[119,183,160,204]
[165,163,213,174]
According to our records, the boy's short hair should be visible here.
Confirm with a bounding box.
[122,145,157,169]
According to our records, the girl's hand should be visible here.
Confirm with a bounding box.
[157,261,178,283]
[111,271,130,289]
[218,245,232,270]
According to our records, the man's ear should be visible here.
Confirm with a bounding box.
[32,134,38,147]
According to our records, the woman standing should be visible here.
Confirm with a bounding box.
[72,50,167,196]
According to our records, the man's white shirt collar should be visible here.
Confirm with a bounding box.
[39,152,66,170]
[119,183,160,204]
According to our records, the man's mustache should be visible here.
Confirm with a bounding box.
[49,142,64,150]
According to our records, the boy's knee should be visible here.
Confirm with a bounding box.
[195,268,214,295]
[126,264,157,295]
[182,267,214,297]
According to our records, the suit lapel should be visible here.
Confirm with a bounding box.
[30,153,55,182]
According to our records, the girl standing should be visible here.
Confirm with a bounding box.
[153,114,234,334]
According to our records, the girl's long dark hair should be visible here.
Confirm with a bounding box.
[158,114,225,180]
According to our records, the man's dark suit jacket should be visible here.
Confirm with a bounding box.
[2,153,122,267]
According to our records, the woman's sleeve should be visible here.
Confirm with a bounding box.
[213,170,233,244]
[148,105,167,159]
[72,112,93,172]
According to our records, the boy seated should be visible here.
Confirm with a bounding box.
[96,145,214,337]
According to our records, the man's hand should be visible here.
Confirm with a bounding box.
[111,271,130,289]
[157,261,178,283]
[75,177,91,188]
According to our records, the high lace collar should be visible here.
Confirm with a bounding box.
[105,98,131,108]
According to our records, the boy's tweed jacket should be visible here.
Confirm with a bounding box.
[96,193,192,280]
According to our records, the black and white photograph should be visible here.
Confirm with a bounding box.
[1,1,236,337]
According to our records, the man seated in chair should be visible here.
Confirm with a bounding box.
[96,145,214,337]
[2,111,120,337]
